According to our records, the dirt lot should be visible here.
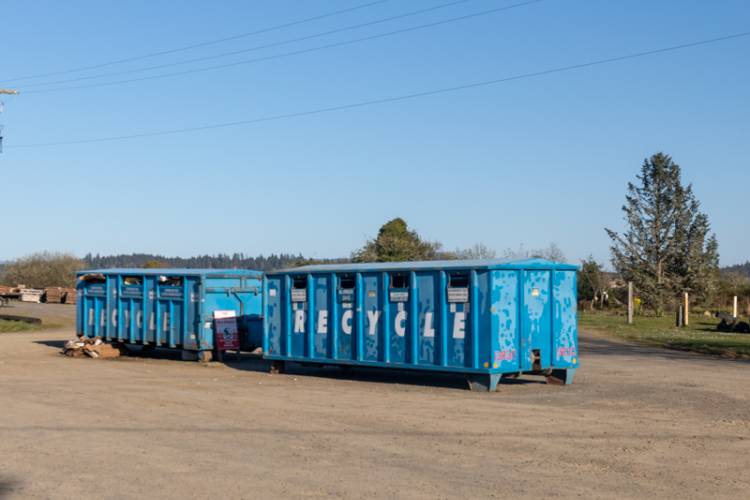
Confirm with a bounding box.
[0,303,748,499]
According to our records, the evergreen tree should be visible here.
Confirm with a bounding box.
[606,153,719,314]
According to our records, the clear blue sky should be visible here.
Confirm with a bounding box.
[2,0,748,265]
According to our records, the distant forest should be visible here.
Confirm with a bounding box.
[82,253,346,272]
[722,261,750,278]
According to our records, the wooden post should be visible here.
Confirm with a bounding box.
[683,292,689,326]
[733,296,738,318]
[627,282,634,325]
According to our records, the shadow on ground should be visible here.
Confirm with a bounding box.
[0,477,20,499]
[31,339,547,390]
[33,340,186,360]
[223,358,546,390]
[34,339,66,349]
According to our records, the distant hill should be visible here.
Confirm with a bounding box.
[82,253,348,272]
[722,261,750,278]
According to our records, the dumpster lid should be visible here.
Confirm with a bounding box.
[273,258,578,274]
[77,268,263,278]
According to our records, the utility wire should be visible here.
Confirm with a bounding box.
[19,0,481,90]
[7,30,749,149]
[22,1,540,94]
[0,0,392,85]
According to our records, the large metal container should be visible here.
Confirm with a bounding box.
[76,268,263,356]
[264,259,578,390]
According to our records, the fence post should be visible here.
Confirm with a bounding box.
[676,305,683,327]
[683,292,689,326]
[733,296,738,318]
[627,281,634,325]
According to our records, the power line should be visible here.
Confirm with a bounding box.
[19,0,481,90]
[0,0,393,85]
[7,30,749,149]
[22,1,541,94]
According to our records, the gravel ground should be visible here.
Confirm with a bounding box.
[0,306,748,499]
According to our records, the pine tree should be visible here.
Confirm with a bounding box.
[606,153,719,315]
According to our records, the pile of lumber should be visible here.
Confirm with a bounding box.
[62,288,77,305]
[63,337,123,358]
[45,287,64,303]
[20,289,44,303]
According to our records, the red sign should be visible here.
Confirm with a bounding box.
[214,317,240,351]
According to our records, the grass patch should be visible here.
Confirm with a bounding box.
[0,319,44,333]
[579,311,750,359]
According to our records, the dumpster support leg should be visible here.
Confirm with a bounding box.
[466,374,500,392]
[546,368,575,385]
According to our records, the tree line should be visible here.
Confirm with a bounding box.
[82,253,315,272]
[0,223,564,289]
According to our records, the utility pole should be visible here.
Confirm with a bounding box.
[0,88,20,154]
[627,281,634,324]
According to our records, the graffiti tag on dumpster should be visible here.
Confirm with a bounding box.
[556,347,576,358]
[494,349,516,362]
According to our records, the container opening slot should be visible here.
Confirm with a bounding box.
[448,272,469,288]
[291,275,307,302]
[292,276,307,290]
[158,276,183,286]
[390,274,409,289]
[339,275,355,290]
[532,349,542,371]
[79,274,105,283]
[123,276,143,286]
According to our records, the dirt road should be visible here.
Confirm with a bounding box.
[0,317,748,498]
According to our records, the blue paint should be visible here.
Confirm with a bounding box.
[313,275,329,358]
[356,273,365,362]
[553,270,579,367]
[416,273,435,365]
[491,270,519,372]
[522,270,551,371]
[363,273,381,362]
[76,268,263,352]
[306,274,315,358]
[265,259,579,387]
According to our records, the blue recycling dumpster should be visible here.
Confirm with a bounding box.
[76,268,263,359]
[264,259,578,390]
